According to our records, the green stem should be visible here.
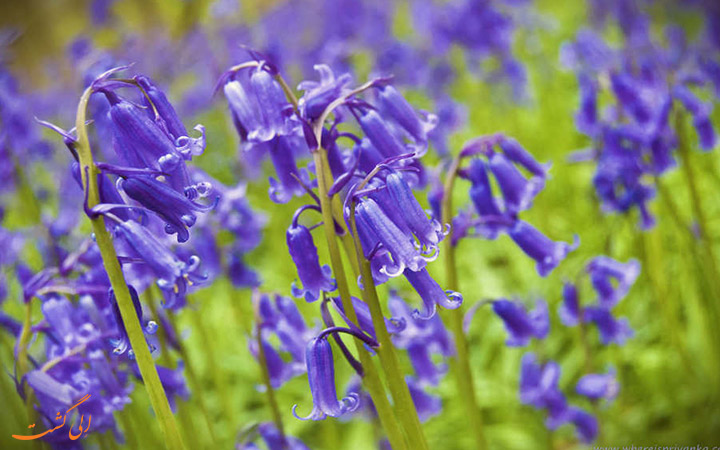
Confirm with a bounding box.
[312,148,408,450]
[439,155,487,450]
[348,215,430,450]
[253,294,286,444]
[74,86,185,450]
[675,111,720,371]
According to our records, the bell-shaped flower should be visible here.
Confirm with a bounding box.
[584,306,633,345]
[488,151,544,214]
[381,171,444,251]
[559,282,581,326]
[287,222,336,302]
[467,158,509,238]
[115,220,206,309]
[120,176,215,243]
[105,91,191,193]
[586,256,640,308]
[377,84,437,144]
[568,407,599,443]
[266,135,310,204]
[293,336,360,420]
[358,110,408,159]
[297,64,352,121]
[509,220,578,277]
[356,198,435,276]
[575,368,619,401]
[492,299,549,346]
[107,285,158,357]
[499,137,550,178]
[403,268,462,320]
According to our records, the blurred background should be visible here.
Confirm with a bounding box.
[1,0,719,449]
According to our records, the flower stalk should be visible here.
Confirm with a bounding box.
[74,86,186,450]
[312,148,409,450]
[440,153,487,450]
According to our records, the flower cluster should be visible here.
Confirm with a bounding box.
[562,2,719,228]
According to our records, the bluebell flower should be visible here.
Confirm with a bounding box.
[223,66,292,143]
[297,64,352,121]
[576,368,619,401]
[568,407,599,443]
[358,110,409,159]
[331,296,405,340]
[114,219,206,309]
[586,256,640,308]
[508,221,578,277]
[467,158,509,239]
[287,219,336,302]
[107,285,158,357]
[488,151,544,214]
[584,306,634,345]
[559,282,581,327]
[119,176,216,243]
[293,335,360,420]
[104,90,192,194]
[356,197,436,276]
[377,84,437,144]
[403,268,463,320]
[492,299,549,346]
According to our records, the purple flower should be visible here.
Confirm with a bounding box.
[105,91,192,194]
[155,362,189,411]
[403,268,462,320]
[576,369,619,401]
[467,158,509,238]
[293,336,360,420]
[358,110,409,159]
[115,220,206,309]
[488,151,544,214]
[568,407,599,443]
[509,221,578,277]
[492,299,549,346]
[120,176,215,243]
[107,285,158,357]
[584,306,634,345]
[297,64,352,120]
[356,197,435,276]
[559,282,581,326]
[377,85,437,144]
[586,256,640,308]
[287,221,336,302]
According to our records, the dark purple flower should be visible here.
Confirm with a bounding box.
[155,362,189,411]
[293,336,360,420]
[297,64,352,121]
[358,110,408,159]
[120,176,215,243]
[492,299,549,346]
[287,221,336,302]
[356,197,435,276]
[403,268,462,320]
[107,285,158,357]
[488,151,544,214]
[377,85,437,144]
[467,158,508,239]
[559,282,581,326]
[568,407,599,443]
[509,221,578,277]
[584,306,633,345]
[115,220,206,309]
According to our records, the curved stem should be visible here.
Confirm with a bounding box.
[74,87,186,450]
[440,154,487,450]
[347,204,429,450]
[313,148,408,450]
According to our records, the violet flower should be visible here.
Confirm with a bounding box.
[492,299,549,347]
